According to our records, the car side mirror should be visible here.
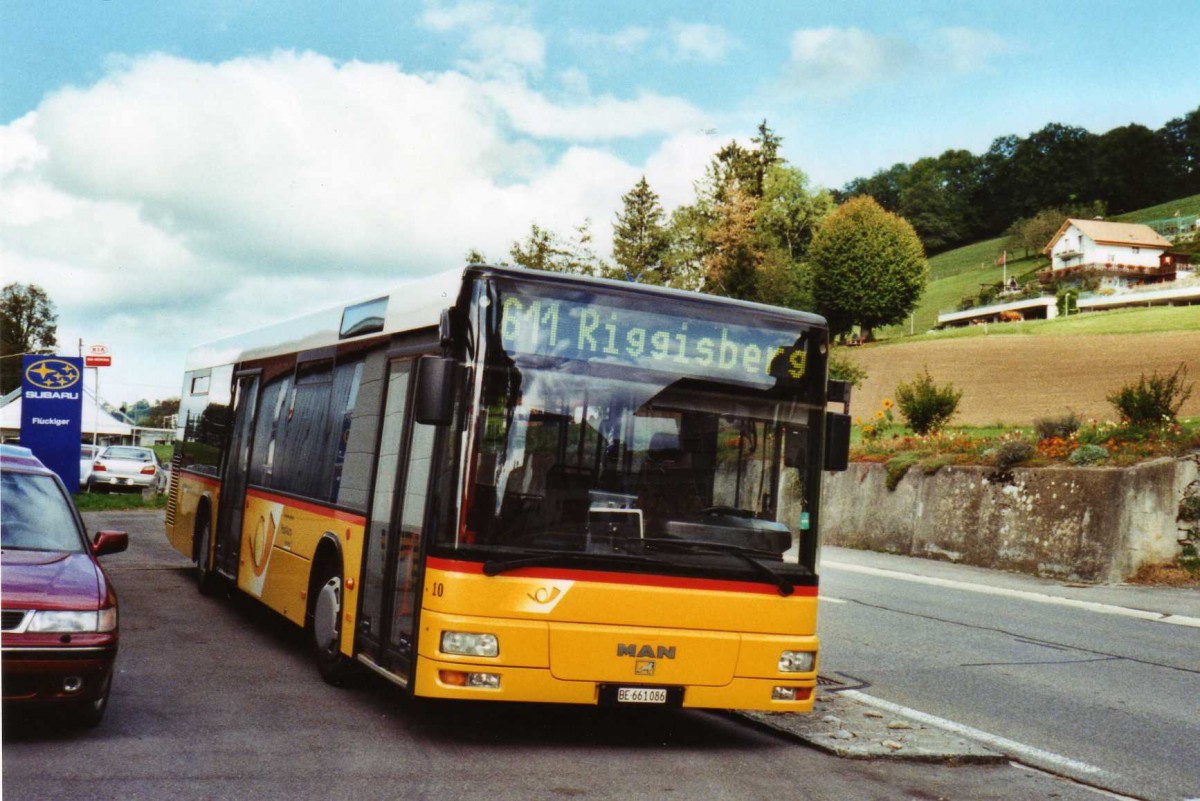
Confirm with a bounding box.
[93,531,129,557]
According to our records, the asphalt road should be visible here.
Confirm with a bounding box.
[2,511,1122,801]
[818,547,1200,801]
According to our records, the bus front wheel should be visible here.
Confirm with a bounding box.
[312,560,356,686]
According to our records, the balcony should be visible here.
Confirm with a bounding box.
[1038,262,1177,284]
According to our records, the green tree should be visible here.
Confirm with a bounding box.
[1003,201,1106,259]
[809,196,928,340]
[1,283,59,394]
[897,150,984,253]
[1093,124,1173,214]
[1159,106,1200,196]
[509,220,606,277]
[759,164,834,262]
[612,176,670,284]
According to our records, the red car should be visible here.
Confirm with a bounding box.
[1,444,128,727]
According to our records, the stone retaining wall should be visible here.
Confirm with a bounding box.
[820,455,1199,583]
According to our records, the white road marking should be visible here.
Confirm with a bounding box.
[817,595,847,604]
[1010,764,1142,800]
[842,690,1109,778]
[823,560,1200,627]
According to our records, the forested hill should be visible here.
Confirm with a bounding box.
[836,105,1200,255]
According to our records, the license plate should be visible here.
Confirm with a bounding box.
[616,687,668,704]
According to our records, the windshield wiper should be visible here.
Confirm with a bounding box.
[634,537,795,597]
[482,550,660,577]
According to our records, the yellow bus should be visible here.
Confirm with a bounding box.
[166,265,850,711]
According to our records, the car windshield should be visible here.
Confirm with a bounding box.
[1,472,85,552]
[102,447,152,461]
[81,446,98,459]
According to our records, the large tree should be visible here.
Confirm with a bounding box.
[509,220,606,277]
[1159,106,1200,197]
[611,176,670,284]
[809,196,928,340]
[1,283,59,394]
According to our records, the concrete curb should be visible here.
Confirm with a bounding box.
[734,689,1005,763]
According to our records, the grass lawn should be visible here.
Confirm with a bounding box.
[871,305,1200,346]
[74,490,167,512]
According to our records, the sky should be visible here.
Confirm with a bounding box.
[2,1,1197,406]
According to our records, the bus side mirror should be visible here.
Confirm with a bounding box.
[415,355,457,426]
[827,379,852,413]
[824,412,850,472]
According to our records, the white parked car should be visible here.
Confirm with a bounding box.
[79,444,100,490]
[88,446,162,493]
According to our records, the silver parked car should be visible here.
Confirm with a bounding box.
[88,446,161,493]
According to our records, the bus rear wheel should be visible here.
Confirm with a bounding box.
[312,561,356,686]
[196,516,219,596]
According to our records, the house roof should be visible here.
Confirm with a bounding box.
[1044,219,1172,255]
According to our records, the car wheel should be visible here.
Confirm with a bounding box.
[311,560,357,686]
[196,517,219,596]
[69,671,111,729]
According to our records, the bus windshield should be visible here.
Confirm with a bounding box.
[457,277,825,574]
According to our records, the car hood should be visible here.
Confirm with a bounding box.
[1,550,104,610]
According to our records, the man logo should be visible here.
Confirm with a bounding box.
[635,660,656,676]
[25,359,81,390]
[616,644,676,660]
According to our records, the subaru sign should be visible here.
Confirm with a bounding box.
[20,355,84,488]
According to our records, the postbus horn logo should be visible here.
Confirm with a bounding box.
[24,358,82,390]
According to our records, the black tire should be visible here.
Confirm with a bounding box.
[196,516,219,596]
[68,671,111,729]
[311,559,357,686]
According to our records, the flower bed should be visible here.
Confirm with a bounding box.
[850,416,1200,481]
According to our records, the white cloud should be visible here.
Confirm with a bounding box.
[937,27,1015,72]
[784,25,1011,97]
[787,27,916,96]
[484,80,708,140]
[419,0,498,31]
[419,0,545,79]
[669,23,734,62]
[0,50,715,402]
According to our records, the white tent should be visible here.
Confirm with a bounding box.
[0,387,135,441]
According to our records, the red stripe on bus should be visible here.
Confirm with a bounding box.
[244,488,367,525]
[181,471,221,488]
[425,556,817,596]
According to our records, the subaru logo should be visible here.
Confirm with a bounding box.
[25,359,81,390]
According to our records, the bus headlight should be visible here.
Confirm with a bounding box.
[440,631,499,657]
[778,650,815,673]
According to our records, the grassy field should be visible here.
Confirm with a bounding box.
[1111,194,1200,223]
[874,306,1200,345]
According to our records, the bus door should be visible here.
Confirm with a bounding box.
[213,372,260,578]
[358,357,438,677]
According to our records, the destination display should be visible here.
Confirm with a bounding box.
[497,290,812,390]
